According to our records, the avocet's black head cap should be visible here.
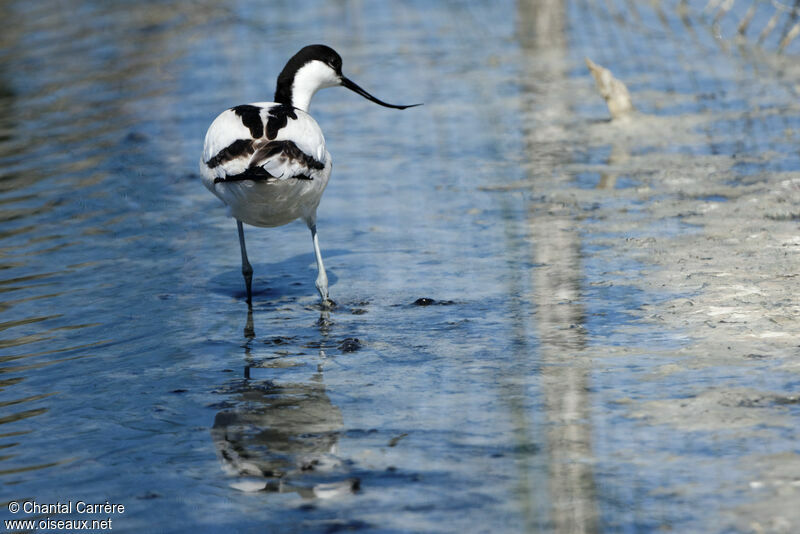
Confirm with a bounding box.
[274,44,422,110]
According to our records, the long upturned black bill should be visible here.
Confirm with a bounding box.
[341,76,422,109]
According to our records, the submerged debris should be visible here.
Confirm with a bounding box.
[388,433,409,447]
[337,338,362,352]
[412,297,455,306]
[585,57,634,120]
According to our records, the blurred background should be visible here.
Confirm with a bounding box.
[1,1,800,532]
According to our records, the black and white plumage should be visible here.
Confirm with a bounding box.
[200,44,419,308]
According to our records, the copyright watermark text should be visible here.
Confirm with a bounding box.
[5,500,124,531]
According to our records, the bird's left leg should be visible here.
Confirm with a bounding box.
[306,214,334,308]
[237,220,253,306]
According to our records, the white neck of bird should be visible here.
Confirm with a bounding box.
[289,61,340,112]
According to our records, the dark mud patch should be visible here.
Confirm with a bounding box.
[411,297,456,306]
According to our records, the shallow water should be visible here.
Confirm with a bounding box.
[2,1,800,532]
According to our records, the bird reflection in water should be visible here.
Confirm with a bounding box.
[211,310,358,497]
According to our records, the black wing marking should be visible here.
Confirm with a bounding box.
[231,105,264,138]
[265,104,298,140]
[213,167,274,183]
[212,140,323,183]
[205,139,254,169]
[229,103,299,141]
[207,105,302,168]
[250,140,325,171]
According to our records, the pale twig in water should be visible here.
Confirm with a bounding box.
[585,58,634,120]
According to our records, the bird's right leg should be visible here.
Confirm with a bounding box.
[306,215,334,309]
[237,220,253,306]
